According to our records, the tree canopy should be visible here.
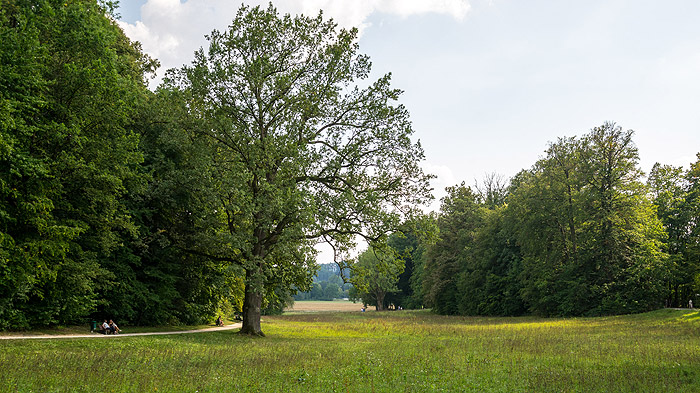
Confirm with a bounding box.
[163,4,432,335]
[0,0,156,329]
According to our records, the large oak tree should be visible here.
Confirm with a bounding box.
[165,4,432,335]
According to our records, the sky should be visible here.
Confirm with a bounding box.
[116,0,700,214]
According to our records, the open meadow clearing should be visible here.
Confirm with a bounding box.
[285,300,363,313]
[0,309,698,392]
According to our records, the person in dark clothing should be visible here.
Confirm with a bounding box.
[109,319,120,334]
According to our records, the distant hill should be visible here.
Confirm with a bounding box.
[294,263,353,301]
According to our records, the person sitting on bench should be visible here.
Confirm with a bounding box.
[109,319,120,334]
[99,320,110,334]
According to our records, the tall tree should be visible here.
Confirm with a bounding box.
[474,172,508,209]
[350,246,403,311]
[458,205,526,316]
[647,162,695,307]
[509,137,587,315]
[686,155,700,306]
[383,215,436,309]
[511,123,667,316]
[165,4,431,335]
[578,123,666,313]
[422,184,483,315]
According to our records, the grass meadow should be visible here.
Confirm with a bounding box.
[285,299,363,313]
[1,308,698,392]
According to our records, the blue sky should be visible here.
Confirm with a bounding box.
[117,0,700,210]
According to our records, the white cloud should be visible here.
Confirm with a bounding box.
[285,0,470,29]
[420,161,458,212]
[118,20,179,62]
[118,0,470,87]
[376,0,470,19]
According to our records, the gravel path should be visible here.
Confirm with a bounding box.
[0,323,241,340]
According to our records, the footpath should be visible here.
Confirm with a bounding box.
[0,323,242,340]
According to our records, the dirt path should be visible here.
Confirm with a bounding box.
[0,323,241,340]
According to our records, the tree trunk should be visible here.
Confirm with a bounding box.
[375,290,385,311]
[240,285,265,336]
[240,264,265,336]
[566,183,577,257]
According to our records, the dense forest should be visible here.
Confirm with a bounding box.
[364,124,700,316]
[0,0,231,329]
[1,0,698,331]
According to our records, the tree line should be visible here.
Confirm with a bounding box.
[1,0,225,330]
[361,123,700,316]
[0,1,431,333]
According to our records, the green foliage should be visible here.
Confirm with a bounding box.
[687,155,700,302]
[123,88,242,325]
[458,206,526,316]
[0,0,155,329]
[422,184,483,314]
[164,4,431,334]
[511,123,668,315]
[648,155,700,308]
[294,264,351,301]
[423,123,670,318]
[421,182,524,317]
[351,246,404,310]
[2,0,696,331]
[1,1,431,332]
[384,219,433,309]
[0,0,236,329]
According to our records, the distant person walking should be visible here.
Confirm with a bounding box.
[690,300,694,309]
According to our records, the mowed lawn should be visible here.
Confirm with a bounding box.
[1,309,698,392]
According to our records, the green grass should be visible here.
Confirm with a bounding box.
[1,309,698,392]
